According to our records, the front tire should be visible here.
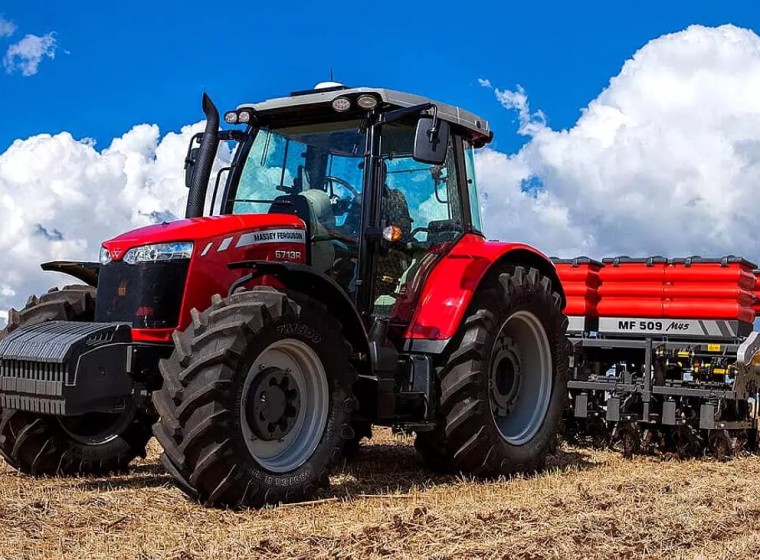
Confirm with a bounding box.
[0,285,153,475]
[416,266,568,476]
[153,287,356,508]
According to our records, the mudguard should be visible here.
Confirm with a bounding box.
[404,233,565,349]
[228,260,370,361]
[41,261,100,287]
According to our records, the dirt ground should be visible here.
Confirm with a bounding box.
[0,428,759,560]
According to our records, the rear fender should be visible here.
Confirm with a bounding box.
[41,261,100,287]
[228,260,371,369]
[404,234,565,351]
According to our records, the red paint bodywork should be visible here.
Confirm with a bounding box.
[595,258,756,322]
[552,259,603,317]
[404,233,558,341]
[102,214,307,343]
[555,257,758,323]
[101,219,559,346]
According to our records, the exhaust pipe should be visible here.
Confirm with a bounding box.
[185,93,220,218]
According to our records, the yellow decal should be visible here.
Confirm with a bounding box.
[707,343,721,352]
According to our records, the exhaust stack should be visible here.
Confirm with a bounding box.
[185,93,220,218]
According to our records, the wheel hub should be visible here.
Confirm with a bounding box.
[490,337,522,415]
[57,404,137,446]
[240,338,330,473]
[487,311,553,446]
[246,367,300,441]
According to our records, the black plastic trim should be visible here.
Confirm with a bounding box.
[402,338,451,354]
[41,261,100,287]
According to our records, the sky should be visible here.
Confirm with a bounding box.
[2,1,760,323]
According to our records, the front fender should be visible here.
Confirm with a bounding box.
[228,260,370,363]
[41,261,100,287]
[404,234,565,346]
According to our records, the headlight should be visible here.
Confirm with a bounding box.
[99,247,112,265]
[123,242,194,265]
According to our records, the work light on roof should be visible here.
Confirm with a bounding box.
[331,97,351,112]
[224,111,239,124]
[238,110,252,124]
[356,94,378,110]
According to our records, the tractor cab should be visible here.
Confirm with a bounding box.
[191,84,492,326]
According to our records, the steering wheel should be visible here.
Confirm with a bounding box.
[402,226,432,251]
[410,226,431,239]
[317,176,360,197]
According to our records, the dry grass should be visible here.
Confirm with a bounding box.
[0,429,759,559]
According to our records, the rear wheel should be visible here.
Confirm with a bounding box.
[153,287,356,508]
[416,266,568,476]
[0,285,154,475]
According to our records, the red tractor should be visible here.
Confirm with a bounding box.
[0,84,569,507]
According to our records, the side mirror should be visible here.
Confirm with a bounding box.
[413,116,449,165]
[184,146,199,189]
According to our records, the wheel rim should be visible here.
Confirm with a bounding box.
[57,406,136,446]
[241,338,330,473]
[488,310,553,445]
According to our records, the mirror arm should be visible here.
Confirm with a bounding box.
[426,105,440,140]
[380,102,436,126]
[218,129,247,142]
[184,132,203,168]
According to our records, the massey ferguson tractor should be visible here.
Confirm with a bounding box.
[0,84,569,507]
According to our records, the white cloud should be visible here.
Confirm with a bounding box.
[477,24,760,263]
[0,16,16,38]
[0,122,232,317]
[4,32,57,76]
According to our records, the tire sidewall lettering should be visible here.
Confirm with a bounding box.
[275,322,323,344]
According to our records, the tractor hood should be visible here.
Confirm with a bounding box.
[102,214,306,261]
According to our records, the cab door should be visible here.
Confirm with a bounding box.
[371,123,468,320]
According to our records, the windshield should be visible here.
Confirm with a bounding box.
[230,120,366,222]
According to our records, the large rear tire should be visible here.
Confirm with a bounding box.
[416,266,568,476]
[153,286,356,508]
[0,285,154,475]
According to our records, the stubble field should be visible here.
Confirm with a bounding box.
[0,428,759,559]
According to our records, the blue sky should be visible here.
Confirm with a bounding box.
[5,1,760,319]
[2,0,759,153]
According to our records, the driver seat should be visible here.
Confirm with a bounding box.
[268,189,336,273]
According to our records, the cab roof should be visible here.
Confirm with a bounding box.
[237,85,493,146]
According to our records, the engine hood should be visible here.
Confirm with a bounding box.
[102,214,306,259]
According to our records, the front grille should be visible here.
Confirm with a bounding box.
[95,260,189,328]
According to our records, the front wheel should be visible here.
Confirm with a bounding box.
[0,407,154,475]
[416,266,569,476]
[153,287,356,508]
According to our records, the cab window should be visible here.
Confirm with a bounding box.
[463,139,483,233]
[373,123,463,315]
